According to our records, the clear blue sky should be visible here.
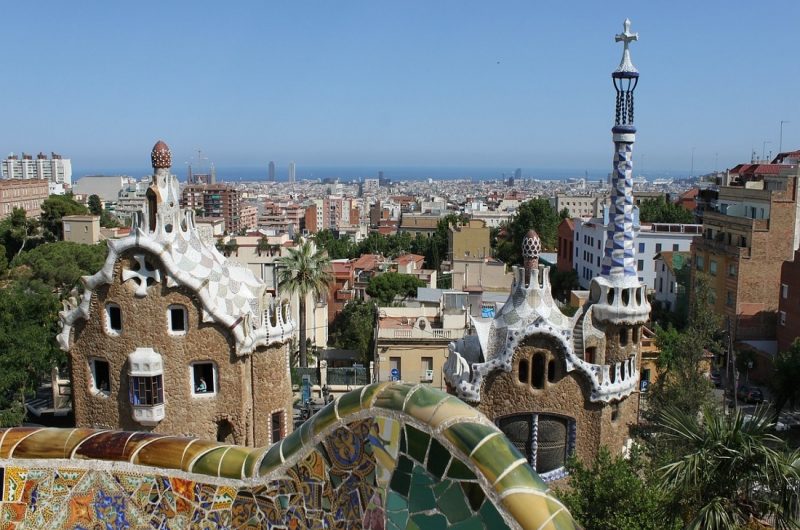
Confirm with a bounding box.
[2,1,798,175]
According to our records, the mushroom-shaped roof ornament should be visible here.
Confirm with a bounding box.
[151,140,171,169]
[522,229,542,260]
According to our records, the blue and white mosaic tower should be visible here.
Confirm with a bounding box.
[589,19,650,327]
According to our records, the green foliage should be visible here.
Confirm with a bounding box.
[556,447,676,530]
[40,194,89,241]
[0,208,41,260]
[769,339,800,421]
[88,194,103,216]
[277,240,333,367]
[366,272,425,306]
[549,268,579,302]
[0,279,63,427]
[657,405,800,529]
[638,196,694,224]
[10,241,108,294]
[494,198,565,265]
[329,300,376,364]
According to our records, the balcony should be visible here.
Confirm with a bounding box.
[694,237,751,259]
[703,211,769,232]
[377,327,465,341]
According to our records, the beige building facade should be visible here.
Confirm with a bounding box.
[62,215,101,244]
[0,178,49,220]
[448,219,490,260]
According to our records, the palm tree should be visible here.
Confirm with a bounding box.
[276,239,332,367]
[658,405,800,529]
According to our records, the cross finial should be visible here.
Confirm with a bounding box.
[614,18,638,73]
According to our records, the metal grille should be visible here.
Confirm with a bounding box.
[499,416,531,461]
[536,416,568,473]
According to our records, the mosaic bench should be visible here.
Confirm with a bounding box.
[0,382,578,529]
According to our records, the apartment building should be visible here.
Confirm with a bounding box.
[2,152,72,192]
[691,157,800,340]
[0,178,49,219]
[181,184,242,233]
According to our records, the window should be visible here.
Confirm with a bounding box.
[655,243,662,253]
[695,255,705,271]
[781,311,787,326]
[619,328,628,346]
[659,278,663,293]
[728,263,737,277]
[106,303,122,334]
[611,403,620,422]
[129,375,164,406]
[782,283,789,299]
[192,362,216,395]
[167,305,187,335]
[637,260,644,272]
[638,242,645,253]
[673,244,679,251]
[421,357,433,381]
[91,359,110,395]
[271,411,285,443]
[498,414,574,479]
[709,260,717,276]
[547,359,557,383]
[518,358,529,384]
[726,290,734,307]
[532,354,546,389]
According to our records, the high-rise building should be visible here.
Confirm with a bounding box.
[268,161,276,182]
[181,183,243,233]
[288,161,296,183]
[1,152,72,193]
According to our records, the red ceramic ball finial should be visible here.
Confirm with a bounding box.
[151,140,172,169]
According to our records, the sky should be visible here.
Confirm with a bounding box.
[2,1,799,176]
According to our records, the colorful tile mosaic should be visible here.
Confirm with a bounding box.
[0,383,578,529]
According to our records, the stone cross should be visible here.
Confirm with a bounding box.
[615,18,638,72]
[122,253,162,297]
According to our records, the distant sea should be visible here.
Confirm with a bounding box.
[73,165,695,183]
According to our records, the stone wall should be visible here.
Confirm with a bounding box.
[69,251,292,446]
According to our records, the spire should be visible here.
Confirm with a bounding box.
[521,229,541,285]
[601,19,639,285]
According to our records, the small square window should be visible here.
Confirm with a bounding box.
[655,243,662,253]
[168,305,187,335]
[673,244,679,251]
[90,359,110,395]
[192,362,216,395]
[106,304,122,334]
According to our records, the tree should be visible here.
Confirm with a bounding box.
[638,196,694,224]
[277,240,332,367]
[658,405,800,529]
[10,241,108,294]
[88,194,103,216]
[366,272,425,306]
[556,447,677,530]
[769,339,800,422]
[549,268,579,302]
[0,279,63,426]
[256,236,272,256]
[329,300,377,364]
[0,208,41,259]
[496,199,566,265]
[40,194,89,241]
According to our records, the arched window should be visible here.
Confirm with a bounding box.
[619,328,628,346]
[146,188,157,232]
[498,414,574,480]
[547,359,557,383]
[518,358,529,384]
[532,354,546,389]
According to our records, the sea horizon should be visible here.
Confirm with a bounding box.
[72,165,699,183]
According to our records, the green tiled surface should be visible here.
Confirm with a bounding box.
[0,382,579,529]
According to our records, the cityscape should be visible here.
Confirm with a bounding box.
[0,3,799,529]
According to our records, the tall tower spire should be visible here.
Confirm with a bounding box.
[589,19,649,327]
[601,18,640,285]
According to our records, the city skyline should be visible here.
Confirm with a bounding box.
[1,1,798,173]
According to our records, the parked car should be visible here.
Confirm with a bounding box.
[737,385,764,404]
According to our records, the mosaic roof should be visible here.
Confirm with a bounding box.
[58,141,294,355]
[0,383,579,529]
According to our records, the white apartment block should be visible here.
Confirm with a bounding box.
[550,194,606,218]
[572,210,701,291]
[2,152,72,191]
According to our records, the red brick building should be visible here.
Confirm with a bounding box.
[778,249,800,353]
[556,218,575,273]
[181,184,242,233]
